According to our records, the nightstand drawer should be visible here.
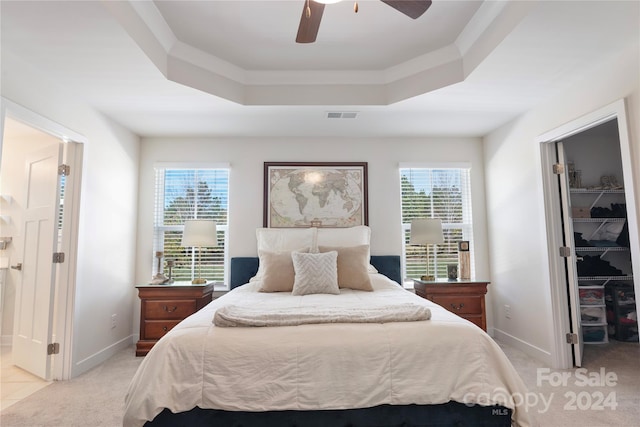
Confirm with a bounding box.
[144,320,182,339]
[413,279,489,332]
[431,296,481,314]
[145,299,197,320]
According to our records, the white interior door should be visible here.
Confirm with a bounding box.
[12,143,62,380]
[557,141,584,367]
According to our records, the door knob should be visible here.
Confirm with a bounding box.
[11,263,22,271]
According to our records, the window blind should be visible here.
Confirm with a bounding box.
[153,168,229,284]
[400,167,474,281]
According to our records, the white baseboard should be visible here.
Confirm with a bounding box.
[492,327,553,367]
[1,335,12,347]
[71,335,134,378]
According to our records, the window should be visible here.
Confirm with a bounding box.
[400,167,473,282]
[154,166,229,286]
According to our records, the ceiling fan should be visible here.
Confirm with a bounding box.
[296,0,432,43]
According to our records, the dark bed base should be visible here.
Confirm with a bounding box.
[145,402,512,427]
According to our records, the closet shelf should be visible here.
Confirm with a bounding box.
[578,275,633,281]
[575,246,628,252]
[570,189,624,194]
[572,218,626,223]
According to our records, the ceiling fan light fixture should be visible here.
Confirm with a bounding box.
[297,0,431,43]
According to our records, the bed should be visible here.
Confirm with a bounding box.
[124,227,534,427]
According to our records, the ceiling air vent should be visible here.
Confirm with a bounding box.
[326,112,358,119]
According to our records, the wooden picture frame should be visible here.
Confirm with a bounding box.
[264,162,368,228]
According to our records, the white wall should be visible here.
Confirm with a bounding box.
[483,42,640,366]
[135,137,493,332]
[1,51,141,377]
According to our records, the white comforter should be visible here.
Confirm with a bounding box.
[124,274,535,427]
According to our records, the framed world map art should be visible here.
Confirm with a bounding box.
[264,162,368,228]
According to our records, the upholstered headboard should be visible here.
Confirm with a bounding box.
[230,255,401,289]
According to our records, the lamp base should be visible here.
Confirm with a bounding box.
[191,278,207,284]
[420,275,435,281]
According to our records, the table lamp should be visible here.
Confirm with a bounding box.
[410,218,444,281]
[181,220,217,284]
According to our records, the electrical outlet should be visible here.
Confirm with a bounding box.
[111,314,117,329]
[504,305,511,319]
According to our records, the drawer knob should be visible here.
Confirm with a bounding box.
[163,305,178,313]
[163,326,168,332]
[450,303,465,311]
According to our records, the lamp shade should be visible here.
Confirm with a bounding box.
[409,218,444,245]
[181,220,218,247]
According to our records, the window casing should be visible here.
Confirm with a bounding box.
[153,167,229,287]
[400,167,474,283]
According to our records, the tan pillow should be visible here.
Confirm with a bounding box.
[318,245,373,291]
[258,249,305,292]
[316,226,378,273]
[250,228,317,282]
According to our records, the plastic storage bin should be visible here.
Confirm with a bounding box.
[579,287,604,305]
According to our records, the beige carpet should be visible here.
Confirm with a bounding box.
[1,339,638,427]
[498,339,640,427]
[1,347,143,427]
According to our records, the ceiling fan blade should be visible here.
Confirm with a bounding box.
[296,1,326,43]
[380,0,432,19]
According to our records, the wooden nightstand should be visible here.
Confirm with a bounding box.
[413,279,489,331]
[135,282,214,356]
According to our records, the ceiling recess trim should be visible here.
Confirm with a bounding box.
[104,1,530,106]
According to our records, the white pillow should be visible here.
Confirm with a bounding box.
[291,251,340,296]
[250,228,317,282]
[315,225,370,248]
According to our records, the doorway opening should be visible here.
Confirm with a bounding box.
[539,99,639,369]
[1,99,84,382]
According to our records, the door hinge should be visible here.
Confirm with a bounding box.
[58,164,70,176]
[52,252,65,263]
[566,333,578,345]
[47,343,60,355]
[552,163,564,174]
[559,246,572,257]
